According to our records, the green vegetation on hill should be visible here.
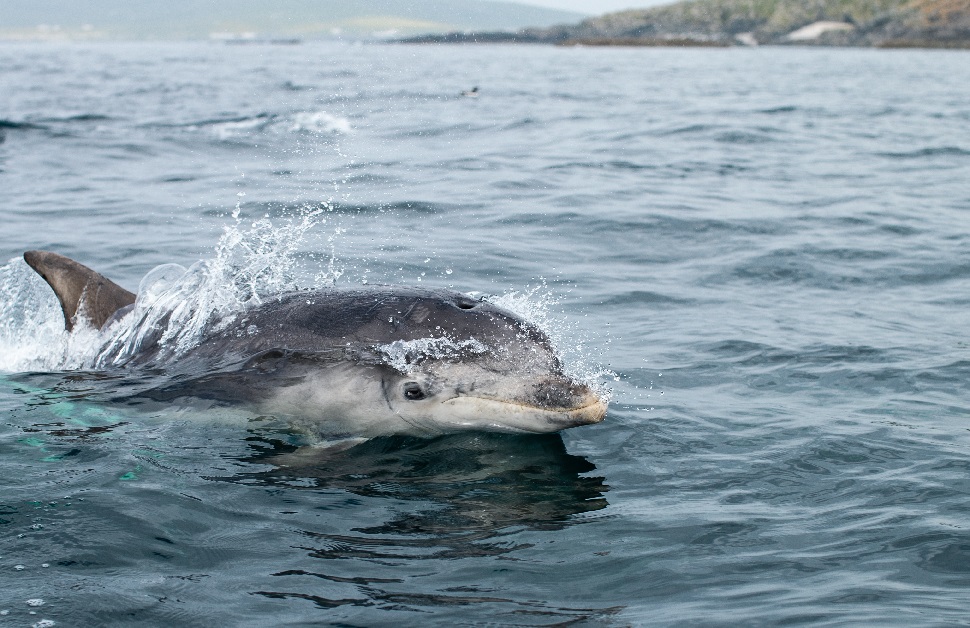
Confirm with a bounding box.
[571,0,901,40]
[535,0,970,46]
[404,0,970,47]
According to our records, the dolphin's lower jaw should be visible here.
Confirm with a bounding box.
[440,393,607,433]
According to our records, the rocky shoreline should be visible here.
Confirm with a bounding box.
[401,0,970,48]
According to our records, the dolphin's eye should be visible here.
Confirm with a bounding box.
[402,382,426,400]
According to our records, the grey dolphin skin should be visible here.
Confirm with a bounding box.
[23,250,136,331]
[23,251,608,437]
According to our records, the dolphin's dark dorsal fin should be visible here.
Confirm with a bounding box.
[23,250,136,331]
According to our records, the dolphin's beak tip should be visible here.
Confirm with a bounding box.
[571,394,608,426]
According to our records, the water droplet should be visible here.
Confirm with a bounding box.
[26,599,44,607]
[14,565,25,570]
[445,269,453,275]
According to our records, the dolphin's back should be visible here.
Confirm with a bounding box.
[193,285,555,370]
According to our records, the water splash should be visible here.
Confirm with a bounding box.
[0,208,338,372]
[191,110,351,141]
[491,284,615,404]
[96,207,336,366]
[289,111,352,135]
[0,257,71,372]
[377,337,488,374]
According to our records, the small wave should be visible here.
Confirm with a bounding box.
[728,250,854,287]
[726,245,970,289]
[598,290,693,307]
[654,123,716,136]
[204,199,444,219]
[36,114,112,123]
[714,128,780,144]
[280,80,310,91]
[758,105,798,114]
[372,201,441,214]
[175,111,350,140]
[879,146,970,159]
[498,213,783,238]
[704,340,890,368]
[199,114,276,140]
[0,119,47,131]
[289,111,351,134]
[501,117,539,131]
[393,123,488,139]
[547,160,655,172]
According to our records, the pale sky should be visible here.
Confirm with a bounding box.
[518,0,671,14]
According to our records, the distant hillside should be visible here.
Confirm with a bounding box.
[405,0,970,47]
[549,0,970,45]
[0,0,583,41]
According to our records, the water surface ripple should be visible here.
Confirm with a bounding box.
[1,42,969,626]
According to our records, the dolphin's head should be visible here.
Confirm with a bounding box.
[382,360,606,434]
[245,287,608,437]
[360,289,607,435]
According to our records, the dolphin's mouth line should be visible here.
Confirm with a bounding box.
[444,394,608,417]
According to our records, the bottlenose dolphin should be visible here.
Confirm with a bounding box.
[23,251,607,438]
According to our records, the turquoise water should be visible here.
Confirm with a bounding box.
[2,42,970,625]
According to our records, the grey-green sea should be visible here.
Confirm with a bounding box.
[1,41,970,626]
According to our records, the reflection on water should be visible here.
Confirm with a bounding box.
[233,431,609,535]
[3,374,615,623]
[230,432,614,620]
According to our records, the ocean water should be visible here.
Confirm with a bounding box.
[1,41,970,626]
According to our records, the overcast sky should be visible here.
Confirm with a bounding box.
[518,0,670,14]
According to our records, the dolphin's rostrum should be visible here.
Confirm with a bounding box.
[23,250,608,437]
